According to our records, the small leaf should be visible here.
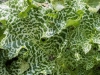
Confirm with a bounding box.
[0,19,6,42]
[18,11,28,18]
[18,6,31,18]
[51,0,65,11]
[19,60,29,74]
[0,19,6,26]
[18,5,37,18]
[27,0,32,5]
[75,52,81,61]
[82,42,92,54]
[53,4,65,11]
[86,61,94,70]
[27,0,38,8]
[66,19,80,27]
[76,10,84,16]
[66,10,84,27]
[0,34,5,42]
[46,13,57,18]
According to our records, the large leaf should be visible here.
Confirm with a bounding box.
[0,0,100,75]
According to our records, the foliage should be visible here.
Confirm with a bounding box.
[0,0,100,75]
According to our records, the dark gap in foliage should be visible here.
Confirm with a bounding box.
[41,37,48,42]
[48,54,56,61]
[41,38,46,42]
[67,26,75,31]
[91,43,98,51]
[92,64,100,75]
[67,65,76,71]
[5,56,18,67]
[97,8,100,14]
[39,73,43,75]
[0,22,2,26]
[0,48,3,50]
[66,47,70,50]
[39,73,51,75]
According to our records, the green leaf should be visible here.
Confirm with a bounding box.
[19,60,29,74]
[27,0,38,8]
[0,33,5,42]
[76,10,84,16]
[27,0,32,5]
[66,19,80,27]
[18,11,28,18]
[0,19,6,42]
[86,61,94,70]
[46,13,57,18]
[0,20,6,26]
[82,41,92,54]
[66,10,84,27]
[18,4,37,18]
[18,6,31,18]
[51,0,65,11]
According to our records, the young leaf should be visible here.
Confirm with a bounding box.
[76,10,84,17]
[0,19,6,42]
[46,13,57,18]
[27,0,32,5]
[66,19,80,27]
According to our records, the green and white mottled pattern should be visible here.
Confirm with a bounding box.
[0,0,100,75]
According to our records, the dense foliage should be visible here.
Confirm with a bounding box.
[0,0,100,75]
